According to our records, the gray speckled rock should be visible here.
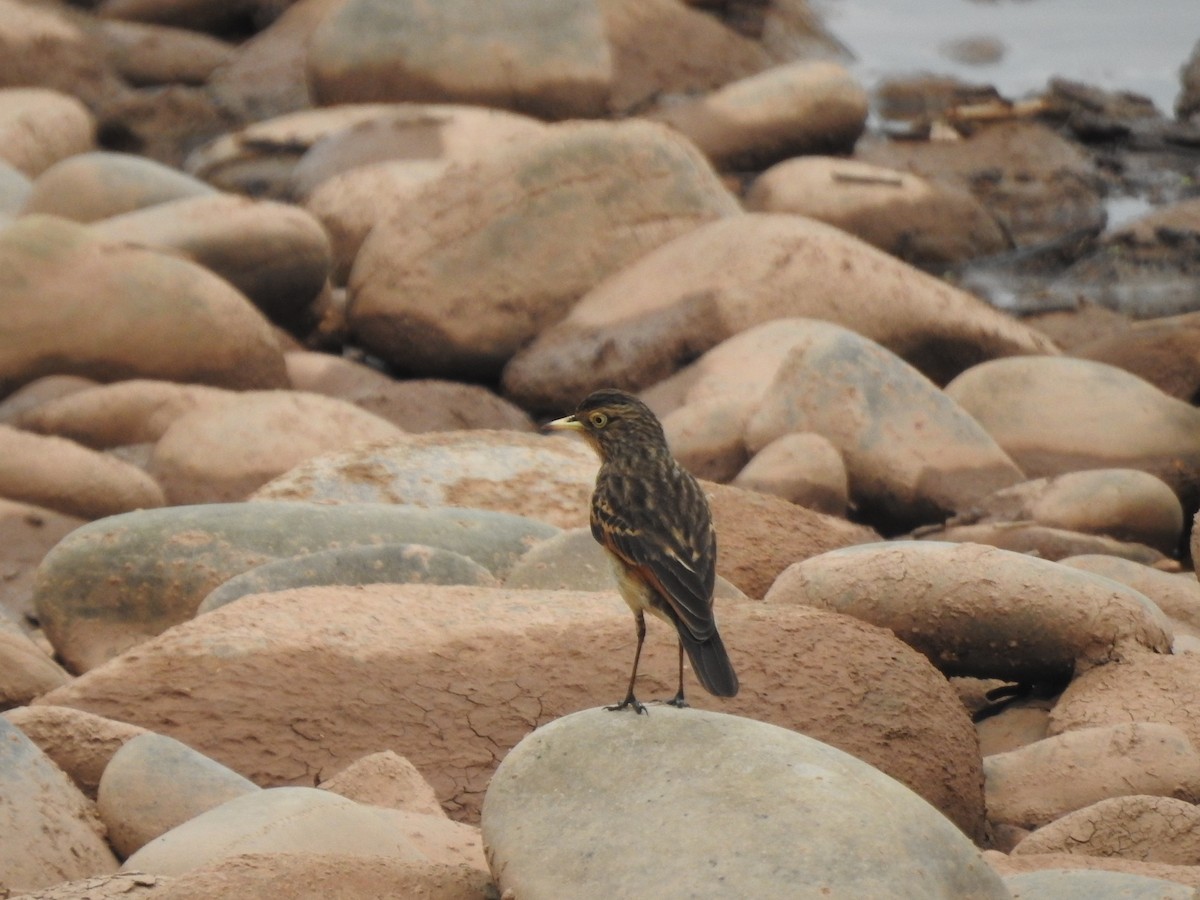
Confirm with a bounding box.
[33,501,557,672]
[0,716,118,894]
[198,543,498,613]
[482,707,1008,900]
[98,732,258,858]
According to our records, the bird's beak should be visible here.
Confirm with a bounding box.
[543,414,583,433]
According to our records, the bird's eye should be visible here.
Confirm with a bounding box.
[589,411,608,429]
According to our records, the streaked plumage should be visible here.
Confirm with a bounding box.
[544,389,738,713]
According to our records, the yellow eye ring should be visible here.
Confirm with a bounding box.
[589,411,608,429]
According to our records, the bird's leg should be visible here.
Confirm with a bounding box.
[665,640,688,708]
[606,612,648,714]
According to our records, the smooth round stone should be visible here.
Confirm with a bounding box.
[482,707,1008,900]
[122,786,424,876]
[21,151,217,222]
[98,732,259,858]
[0,88,94,177]
[197,543,499,613]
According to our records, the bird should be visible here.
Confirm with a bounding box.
[544,388,738,713]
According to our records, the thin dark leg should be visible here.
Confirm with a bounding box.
[666,640,688,708]
[606,612,648,714]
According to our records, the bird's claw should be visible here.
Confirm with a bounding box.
[664,693,689,708]
[606,695,648,715]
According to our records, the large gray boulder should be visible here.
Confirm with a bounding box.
[482,707,1008,899]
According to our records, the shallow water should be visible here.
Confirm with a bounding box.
[815,0,1200,116]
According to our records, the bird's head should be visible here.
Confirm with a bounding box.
[543,389,668,462]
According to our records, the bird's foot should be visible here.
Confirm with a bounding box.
[605,694,648,715]
[663,692,688,708]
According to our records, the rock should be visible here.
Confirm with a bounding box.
[745,156,1010,267]
[204,0,348,122]
[0,1,124,110]
[631,319,1022,529]
[0,374,97,425]
[285,353,534,432]
[184,103,407,197]
[346,119,738,380]
[2,705,146,799]
[372,808,486,870]
[938,469,1184,556]
[91,19,235,88]
[741,320,1024,528]
[197,543,499,613]
[984,723,1200,829]
[0,216,288,395]
[991,852,1200,890]
[1048,198,1200,318]
[0,716,119,894]
[915,522,1168,565]
[1005,867,1198,899]
[123,786,425,875]
[38,585,987,838]
[0,88,95,177]
[33,502,557,672]
[1050,652,1200,751]
[0,158,30,217]
[0,625,70,709]
[92,83,231,171]
[481,708,1007,899]
[648,61,867,170]
[308,0,612,118]
[502,214,1058,411]
[856,122,1105,248]
[945,356,1200,505]
[599,0,773,113]
[319,750,445,818]
[147,391,404,504]
[1013,795,1200,864]
[976,700,1050,757]
[291,104,546,200]
[299,107,547,280]
[765,541,1173,682]
[0,425,165,520]
[0,498,86,623]
[253,430,594,528]
[730,432,852,515]
[1058,556,1200,636]
[21,151,217,223]
[14,380,234,449]
[89,194,333,330]
[705,481,878,598]
[1073,312,1200,403]
[98,732,259,858]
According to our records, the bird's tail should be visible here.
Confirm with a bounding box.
[680,629,739,698]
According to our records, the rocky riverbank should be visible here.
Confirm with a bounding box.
[3,1,1200,897]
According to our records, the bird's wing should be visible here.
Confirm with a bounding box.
[591,470,717,641]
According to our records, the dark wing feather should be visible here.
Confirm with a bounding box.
[591,466,717,641]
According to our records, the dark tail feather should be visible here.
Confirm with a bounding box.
[679,629,739,697]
